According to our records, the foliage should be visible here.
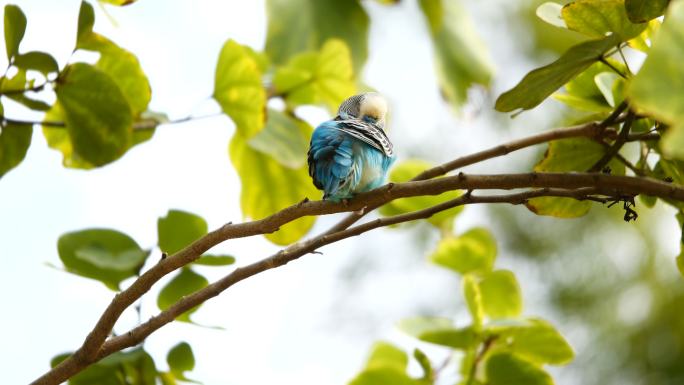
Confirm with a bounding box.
[1,0,683,384]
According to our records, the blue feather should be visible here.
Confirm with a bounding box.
[308,120,396,201]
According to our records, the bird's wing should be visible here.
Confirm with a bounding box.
[333,119,394,157]
[308,123,362,199]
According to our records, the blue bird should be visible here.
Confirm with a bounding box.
[308,92,396,201]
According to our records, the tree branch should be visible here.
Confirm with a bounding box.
[32,169,684,384]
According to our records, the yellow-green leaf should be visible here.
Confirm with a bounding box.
[562,0,647,40]
[479,269,523,319]
[429,228,496,275]
[397,317,478,349]
[490,318,575,365]
[265,0,369,73]
[157,210,208,255]
[379,159,463,229]
[419,0,494,109]
[13,51,59,77]
[486,353,553,385]
[157,268,208,323]
[496,35,620,112]
[527,137,624,217]
[536,2,566,28]
[273,39,356,112]
[214,40,266,138]
[248,109,310,169]
[230,130,317,245]
[57,228,149,290]
[625,0,670,23]
[628,1,684,159]
[55,63,133,166]
[463,274,484,329]
[0,121,32,178]
[4,4,26,59]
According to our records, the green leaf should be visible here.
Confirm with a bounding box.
[526,137,624,217]
[4,4,26,59]
[157,210,208,255]
[493,319,575,365]
[58,228,149,290]
[398,317,478,349]
[419,0,494,109]
[485,353,553,385]
[273,39,356,112]
[625,0,670,23]
[365,342,408,372]
[230,130,317,245]
[98,0,138,5]
[479,269,523,319]
[77,1,95,46]
[677,253,684,277]
[167,342,195,379]
[52,348,157,385]
[429,228,496,275]
[562,0,647,40]
[13,51,59,77]
[552,61,624,112]
[495,35,620,112]
[213,40,266,138]
[265,0,369,73]
[413,349,433,381]
[0,121,32,178]
[43,102,95,169]
[537,2,566,28]
[193,254,235,266]
[248,109,310,168]
[55,63,133,166]
[628,1,684,159]
[157,268,208,322]
[463,274,484,329]
[594,71,621,107]
[379,159,463,230]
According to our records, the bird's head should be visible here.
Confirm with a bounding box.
[337,92,388,129]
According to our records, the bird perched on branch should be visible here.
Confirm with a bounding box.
[308,92,396,201]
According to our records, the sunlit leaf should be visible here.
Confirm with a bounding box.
[562,0,647,40]
[349,342,420,385]
[0,120,32,179]
[13,51,59,77]
[398,317,478,349]
[628,1,684,160]
[490,318,575,365]
[413,349,432,381]
[527,137,624,217]
[43,102,95,169]
[157,210,208,255]
[157,268,208,322]
[594,71,621,107]
[273,39,356,112]
[248,109,310,168]
[486,353,553,385]
[536,2,566,28]
[419,0,494,109]
[628,19,661,52]
[77,1,95,46]
[4,4,26,59]
[55,63,133,166]
[214,40,266,138]
[379,159,463,230]
[98,0,138,6]
[553,61,620,112]
[230,129,317,245]
[463,274,484,329]
[479,269,523,319]
[625,0,670,23]
[429,228,496,275]
[265,0,369,72]
[52,348,157,385]
[57,228,149,290]
[167,342,195,380]
[496,35,620,112]
[193,254,235,266]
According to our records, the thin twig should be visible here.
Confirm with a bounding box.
[589,112,635,172]
[1,112,224,131]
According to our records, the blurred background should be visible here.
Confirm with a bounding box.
[0,0,682,384]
